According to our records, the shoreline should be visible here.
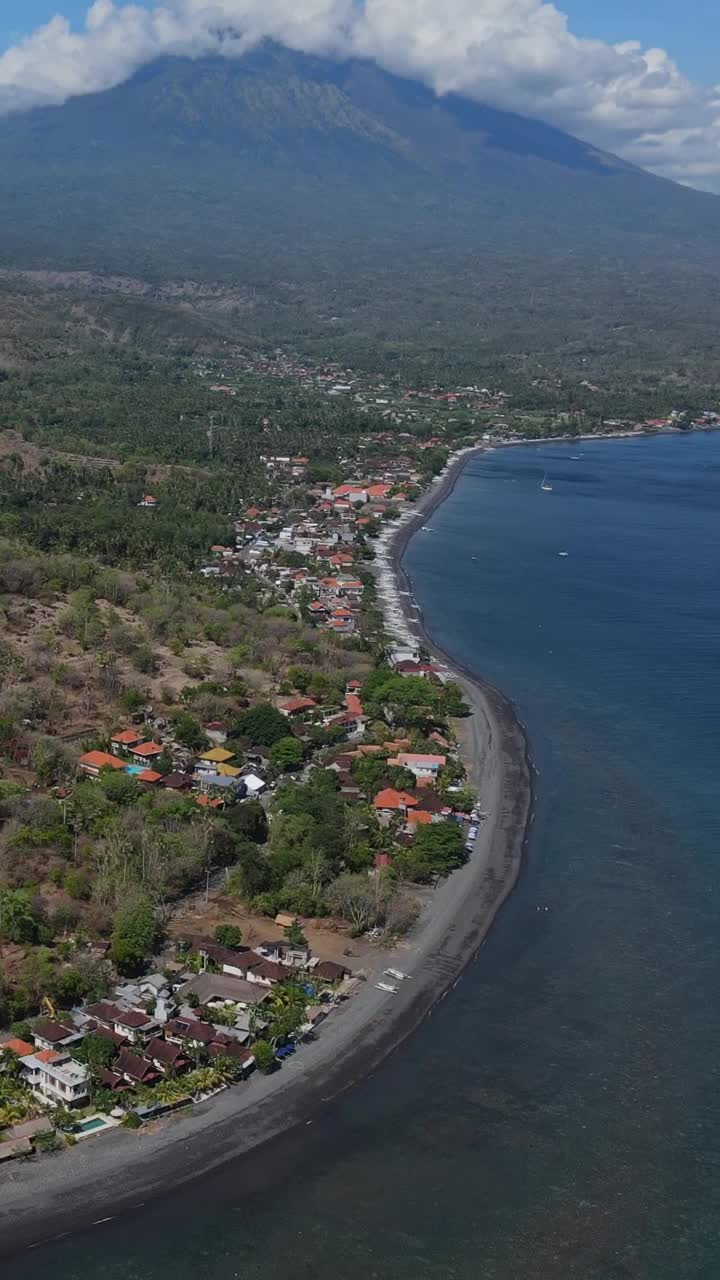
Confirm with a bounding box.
[0,447,533,1260]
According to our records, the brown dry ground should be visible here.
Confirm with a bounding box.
[1,592,271,743]
[167,891,380,971]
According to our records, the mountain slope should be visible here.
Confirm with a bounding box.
[1,45,720,377]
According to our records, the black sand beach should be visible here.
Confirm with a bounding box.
[0,448,532,1259]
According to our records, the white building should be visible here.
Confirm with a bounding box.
[21,1052,90,1107]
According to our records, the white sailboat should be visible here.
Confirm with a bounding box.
[541,472,553,492]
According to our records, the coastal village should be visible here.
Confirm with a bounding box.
[0,422,483,1164]
[1,359,714,1167]
[198,353,720,441]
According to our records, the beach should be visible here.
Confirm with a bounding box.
[0,447,532,1258]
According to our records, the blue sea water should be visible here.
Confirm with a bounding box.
[17,433,720,1279]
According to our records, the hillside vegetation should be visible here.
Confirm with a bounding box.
[0,47,720,380]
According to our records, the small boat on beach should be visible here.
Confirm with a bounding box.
[384,968,410,982]
[376,981,399,994]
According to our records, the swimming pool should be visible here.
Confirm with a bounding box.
[74,1115,116,1138]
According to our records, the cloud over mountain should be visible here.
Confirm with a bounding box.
[1,0,719,191]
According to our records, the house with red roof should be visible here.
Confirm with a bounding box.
[373,789,419,824]
[333,484,368,505]
[128,741,165,763]
[135,762,161,783]
[1,1037,35,1058]
[279,696,318,717]
[110,728,144,756]
[78,750,126,778]
[319,576,363,599]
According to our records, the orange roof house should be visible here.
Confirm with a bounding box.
[129,742,165,760]
[280,697,317,716]
[2,1038,34,1057]
[78,750,126,776]
[373,788,418,812]
[407,809,433,826]
[111,728,143,746]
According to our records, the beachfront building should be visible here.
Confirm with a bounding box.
[387,752,446,781]
[20,1051,90,1107]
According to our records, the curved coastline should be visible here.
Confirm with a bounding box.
[0,448,533,1259]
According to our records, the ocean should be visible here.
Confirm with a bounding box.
[18,432,720,1279]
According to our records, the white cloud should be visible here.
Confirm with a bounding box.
[0,0,719,191]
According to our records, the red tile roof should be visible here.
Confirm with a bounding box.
[130,742,164,758]
[111,728,143,745]
[333,484,366,497]
[138,769,163,784]
[280,697,317,714]
[79,750,125,771]
[373,788,419,810]
[2,1038,34,1057]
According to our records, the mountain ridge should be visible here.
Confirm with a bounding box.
[1,45,719,378]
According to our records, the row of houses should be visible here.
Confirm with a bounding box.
[78,733,266,807]
[0,937,355,1109]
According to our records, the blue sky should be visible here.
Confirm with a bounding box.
[0,0,718,190]
[1,0,718,85]
[568,0,718,86]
